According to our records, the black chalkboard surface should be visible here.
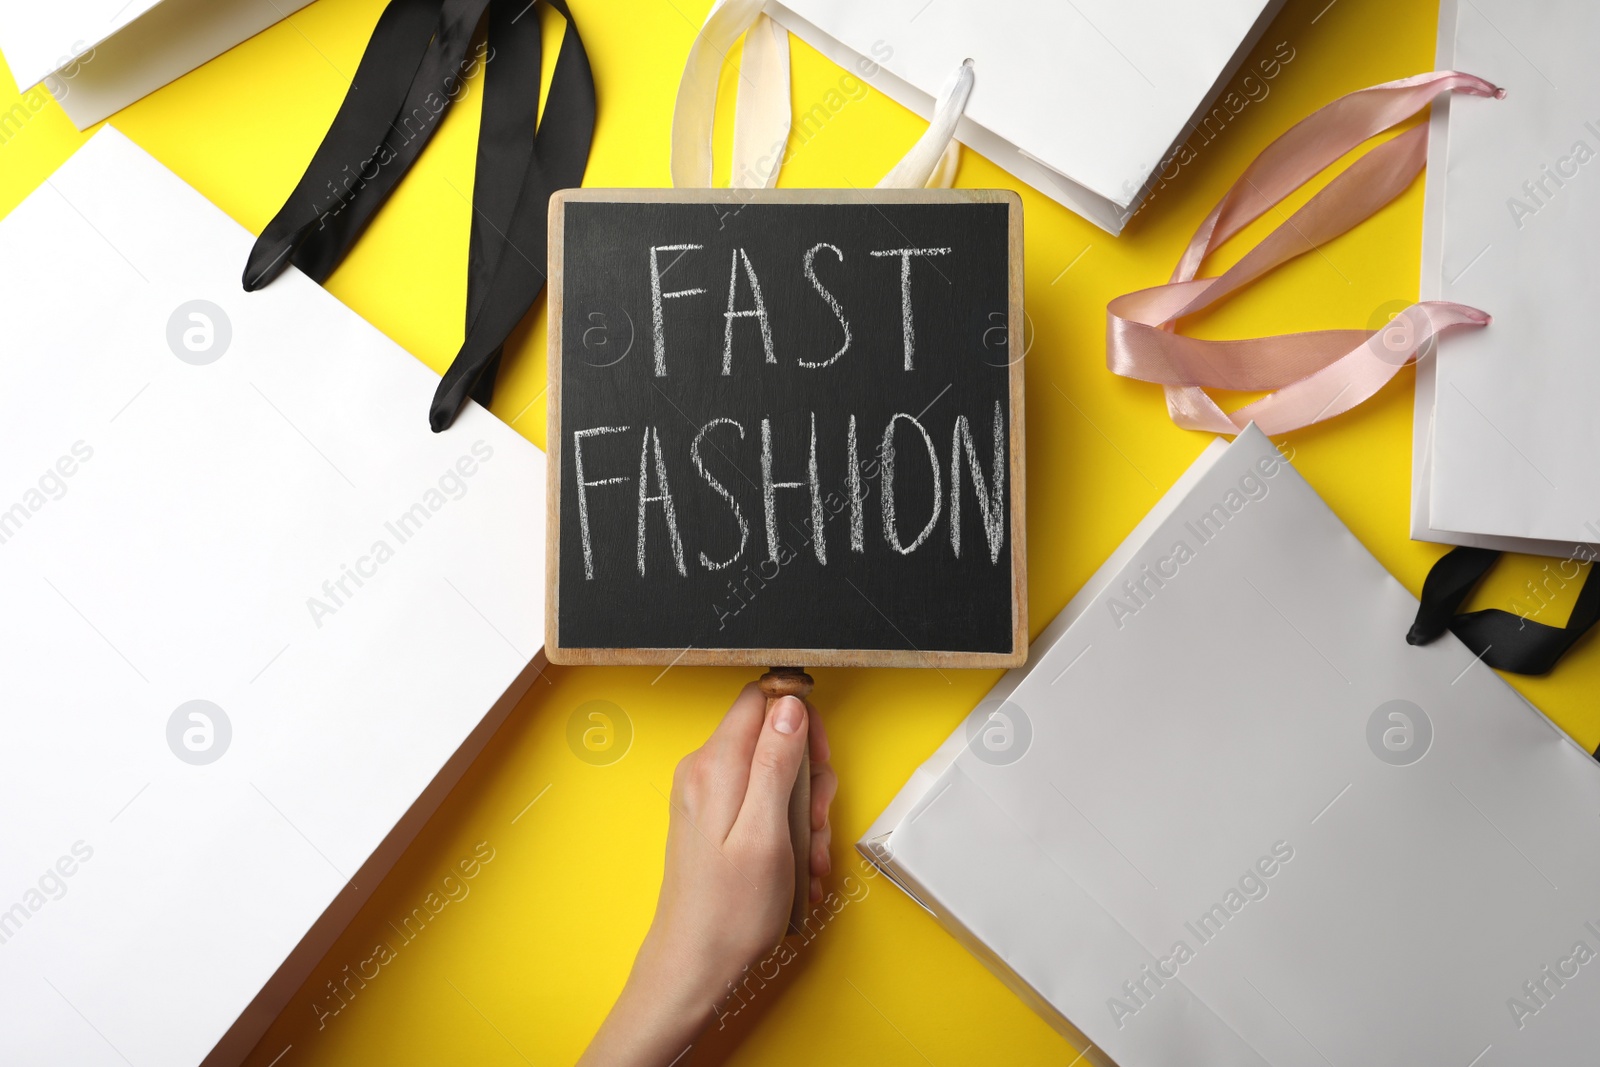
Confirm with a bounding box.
[546,189,1025,668]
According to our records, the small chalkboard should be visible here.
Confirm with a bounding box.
[545,188,1025,668]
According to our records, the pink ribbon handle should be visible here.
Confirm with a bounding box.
[1106,71,1504,436]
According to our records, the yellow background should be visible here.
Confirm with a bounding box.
[3,0,1596,1062]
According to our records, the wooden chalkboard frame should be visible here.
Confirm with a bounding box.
[545,187,1026,668]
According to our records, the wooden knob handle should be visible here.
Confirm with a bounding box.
[759,667,813,935]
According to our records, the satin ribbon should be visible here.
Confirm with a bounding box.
[1107,71,1504,435]
[242,0,595,432]
[672,0,971,189]
[1408,547,1600,675]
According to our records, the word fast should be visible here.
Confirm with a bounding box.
[572,404,1007,580]
[649,242,950,375]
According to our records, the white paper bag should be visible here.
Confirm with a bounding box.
[766,0,1289,233]
[0,128,546,1067]
[864,425,1600,1066]
[0,0,312,128]
[1413,0,1600,556]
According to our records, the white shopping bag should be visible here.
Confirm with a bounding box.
[0,128,546,1066]
[763,0,1289,233]
[1413,0,1600,556]
[864,426,1600,1066]
[0,0,312,128]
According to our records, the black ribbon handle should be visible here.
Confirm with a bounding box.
[1407,545,1600,675]
[243,0,595,432]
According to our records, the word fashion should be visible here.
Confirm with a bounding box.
[570,401,1007,579]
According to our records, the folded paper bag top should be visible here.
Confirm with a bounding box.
[0,0,315,128]
[758,0,1290,233]
[1413,0,1600,555]
[0,127,546,1067]
[862,425,1600,1066]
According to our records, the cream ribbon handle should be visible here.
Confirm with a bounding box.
[671,0,972,190]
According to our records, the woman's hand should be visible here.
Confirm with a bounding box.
[579,684,836,1067]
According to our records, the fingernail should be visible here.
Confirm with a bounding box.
[810,876,823,902]
[773,696,803,735]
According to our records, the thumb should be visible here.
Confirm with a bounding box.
[733,695,808,842]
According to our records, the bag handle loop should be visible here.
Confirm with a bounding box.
[1106,72,1504,435]
[243,0,596,433]
[671,0,972,190]
[1407,546,1600,675]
